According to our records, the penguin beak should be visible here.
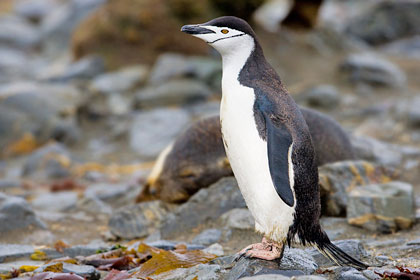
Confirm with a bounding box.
[181,25,215,35]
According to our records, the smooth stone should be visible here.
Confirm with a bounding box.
[192,229,222,246]
[148,53,221,86]
[203,243,224,257]
[0,16,40,48]
[76,196,113,215]
[22,143,72,179]
[0,194,46,234]
[344,1,420,45]
[0,260,44,274]
[381,35,420,58]
[84,182,134,208]
[302,85,341,109]
[221,208,255,230]
[31,191,78,212]
[109,201,170,239]
[0,244,35,263]
[347,181,415,233]
[90,65,148,94]
[155,263,221,280]
[135,79,212,109]
[336,267,368,280]
[35,262,99,280]
[129,108,190,159]
[252,0,293,32]
[160,177,246,239]
[142,240,204,251]
[318,160,395,216]
[239,275,291,280]
[306,239,367,267]
[279,248,318,274]
[14,0,59,22]
[340,53,406,88]
[361,269,381,280]
[45,56,104,82]
[407,238,420,246]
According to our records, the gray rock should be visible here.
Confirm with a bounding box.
[0,179,21,191]
[90,65,149,94]
[252,0,293,33]
[0,260,44,274]
[319,160,396,216]
[0,48,30,80]
[0,194,46,235]
[0,16,40,48]
[306,240,367,267]
[351,136,402,167]
[63,244,108,258]
[76,196,113,215]
[149,53,221,86]
[344,1,420,45]
[14,0,59,22]
[221,208,255,230]
[141,240,204,251]
[22,143,72,179]
[222,252,310,280]
[40,0,105,57]
[381,35,420,58]
[0,82,82,152]
[302,85,341,109]
[129,108,190,159]
[46,56,104,82]
[203,243,224,257]
[186,101,220,119]
[361,269,381,280]
[340,53,406,88]
[31,191,78,212]
[135,79,212,109]
[35,262,99,280]
[347,181,415,232]
[156,263,221,280]
[295,277,326,280]
[406,96,420,128]
[84,182,134,208]
[0,244,35,263]
[109,201,170,239]
[192,229,222,246]
[239,275,291,280]
[407,238,420,246]
[336,267,368,280]
[160,177,246,239]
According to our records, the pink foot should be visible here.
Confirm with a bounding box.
[235,237,284,261]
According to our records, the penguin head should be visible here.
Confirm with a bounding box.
[181,16,256,56]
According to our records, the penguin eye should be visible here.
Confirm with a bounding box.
[221,29,229,34]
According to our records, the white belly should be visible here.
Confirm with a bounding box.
[220,81,295,242]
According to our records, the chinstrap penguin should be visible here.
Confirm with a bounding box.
[181,16,368,269]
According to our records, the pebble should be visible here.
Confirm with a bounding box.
[347,181,415,232]
[45,55,105,82]
[336,267,368,280]
[0,193,46,235]
[160,177,246,239]
[90,65,149,94]
[302,85,341,109]
[0,244,35,263]
[35,262,100,280]
[192,229,222,246]
[156,263,221,280]
[340,53,406,88]
[135,79,212,108]
[129,108,190,159]
[203,243,224,257]
[108,201,170,239]
[31,191,78,212]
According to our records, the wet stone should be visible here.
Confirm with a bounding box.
[108,201,170,239]
[192,229,222,246]
[347,181,415,233]
[160,177,246,239]
[340,53,406,88]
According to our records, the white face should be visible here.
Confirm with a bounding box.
[188,25,254,56]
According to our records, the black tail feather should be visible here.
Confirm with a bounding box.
[316,242,369,270]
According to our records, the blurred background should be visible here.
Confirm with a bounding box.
[0,0,419,278]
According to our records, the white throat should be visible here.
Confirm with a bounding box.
[220,35,255,84]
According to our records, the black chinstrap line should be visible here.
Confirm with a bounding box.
[207,33,246,44]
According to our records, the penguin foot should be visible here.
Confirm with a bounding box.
[234,237,284,261]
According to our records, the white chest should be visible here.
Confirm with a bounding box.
[220,76,296,242]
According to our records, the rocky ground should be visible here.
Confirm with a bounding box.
[1,0,420,279]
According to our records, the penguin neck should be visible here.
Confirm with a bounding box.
[221,37,265,86]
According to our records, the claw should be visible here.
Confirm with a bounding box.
[233,247,252,262]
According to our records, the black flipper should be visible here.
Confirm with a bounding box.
[315,241,369,270]
[263,111,295,207]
